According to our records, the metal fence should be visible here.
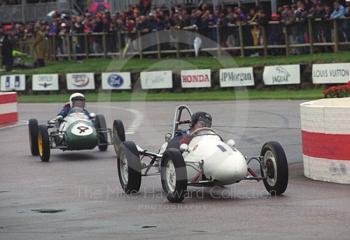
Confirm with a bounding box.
[17,17,350,61]
[0,2,69,22]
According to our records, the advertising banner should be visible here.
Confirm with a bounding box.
[140,71,173,89]
[313,63,350,84]
[66,73,95,90]
[0,75,26,91]
[220,67,255,87]
[32,74,59,91]
[101,72,131,90]
[263,65,300,85]
[181,69,211,88]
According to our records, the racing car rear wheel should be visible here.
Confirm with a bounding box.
[38,125,50,162]
[117,141,141,194]
[96,114,108,152]
[261,142,288,196]
[113,120,125,154]
[28,119,39,156]
[161,149,188,203]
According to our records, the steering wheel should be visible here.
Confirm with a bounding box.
[190,127,218,137]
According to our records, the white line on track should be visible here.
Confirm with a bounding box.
[89,104,143,135]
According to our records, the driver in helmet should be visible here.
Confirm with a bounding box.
[189,112,212,132]
[56,93,91,122]
[167,111,212,149]
[179,111,212,144]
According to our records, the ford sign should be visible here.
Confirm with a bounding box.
[108,74,124,88]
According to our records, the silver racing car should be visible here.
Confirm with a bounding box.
[113,105,289,203]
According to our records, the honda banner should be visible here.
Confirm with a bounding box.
[181,69,211,88]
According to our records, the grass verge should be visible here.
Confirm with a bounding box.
[17,88,323,103]
[1,51,350,75]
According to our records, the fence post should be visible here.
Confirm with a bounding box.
[238,22,244,57]
[333,19,339,52]
[283,24,289,56]
[176,29,180,58]
[53,36,57,60]
[216,25,221,57]
[118,31,122,59]
[138,31,143,59]
[67,34,71,61]
[84,34,89,59]
[103,32,107,58]
[262,25,268,56]
[308,18,314,54]
[156,30,161,59]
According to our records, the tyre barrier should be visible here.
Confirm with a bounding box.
[0,92,18,125]
[301,98,350,184]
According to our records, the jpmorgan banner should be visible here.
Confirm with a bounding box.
[32,74,59,91]
[181,69,211,88]
[263,65,300,85]
[220,67,255,87]
[312,63,350,84]
[66,73,95,90]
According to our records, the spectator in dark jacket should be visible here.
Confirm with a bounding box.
[1,32,14,71]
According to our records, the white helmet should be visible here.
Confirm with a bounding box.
[69,93,86,108]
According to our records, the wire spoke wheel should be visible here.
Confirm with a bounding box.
[165,159,176,193]
[117,141,141,194]
[263,150,278,186]
[161,149,187,203]
[260,142,288,196]
[120,152,129,186]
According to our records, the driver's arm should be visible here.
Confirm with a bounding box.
[57,103,70,118]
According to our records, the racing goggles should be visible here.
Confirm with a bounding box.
[197,116,212,128]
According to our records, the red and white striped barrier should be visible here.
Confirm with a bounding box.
[301,98,350,184]
[0,92,18,125]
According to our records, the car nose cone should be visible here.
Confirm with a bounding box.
[203,145,248,184]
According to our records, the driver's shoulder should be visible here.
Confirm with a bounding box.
[63,102,70,108]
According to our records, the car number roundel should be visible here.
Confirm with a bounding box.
[71,124,93,136]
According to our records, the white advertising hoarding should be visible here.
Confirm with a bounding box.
[313,63,350,84]
[140,71,173,89]
[32,74,59,91]
[0,75,26,91]
[263,65,300,85]
[220,67,255,87]
[66,73,95,90]
[101,72,131,90]
[181,69,211,88]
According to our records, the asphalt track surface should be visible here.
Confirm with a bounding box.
[1,100,350,240]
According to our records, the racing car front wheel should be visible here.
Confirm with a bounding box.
[28,119,39,156]
[161,149,188,203]
[96,114,108,152]
[117,141,141,194]
[261,142,288,196]
[38,125,50,162]
[113,120,126,155]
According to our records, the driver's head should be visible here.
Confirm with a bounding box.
[69,93,86,108]
[191,112,212,130]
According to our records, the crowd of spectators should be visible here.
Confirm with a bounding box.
[1,0,350,69]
